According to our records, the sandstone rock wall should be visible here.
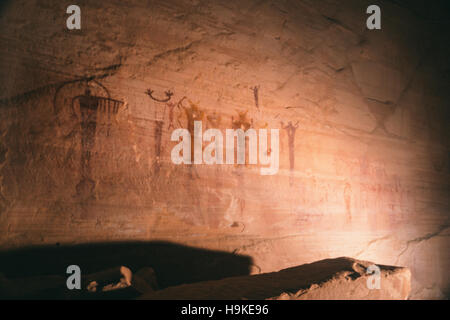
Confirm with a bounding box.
[0,0,448,299]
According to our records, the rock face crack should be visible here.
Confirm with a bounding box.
[396,225,450,264]
[0,65,122,108]
[147,42,197,67]
[354,235,392,258]
[321,15,359,36]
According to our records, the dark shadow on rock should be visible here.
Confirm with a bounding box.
[0,241,253,298]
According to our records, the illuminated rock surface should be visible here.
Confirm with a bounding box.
[139,257,411,300]
[0,0,448,299]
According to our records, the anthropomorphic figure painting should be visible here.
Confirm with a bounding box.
[181,100,205,178]
[344,182,352,222]
[229,110,254,226]
[145,88,174,174]
[166,96,186,130]
[281,121,299,186]
[178,99,208,223]
[251,85,260,110]
[232,110,252,131]
[71,85,123,200]
[251,85,268,128]
[73,88,98,180]
[206,111,221,129]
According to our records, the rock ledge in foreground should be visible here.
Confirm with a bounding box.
[139,257,411,300]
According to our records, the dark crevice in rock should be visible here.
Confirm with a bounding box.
[396,224,450,263]
[0,67,121,108]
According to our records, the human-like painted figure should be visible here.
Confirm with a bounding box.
[281,121,299,186]
[232,110,252,131]
[71,88,123,198]
[72,88,100,182]
[166,96,186,130]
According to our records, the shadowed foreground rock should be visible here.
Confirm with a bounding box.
[0,266,143,299]
[139,257,411,300]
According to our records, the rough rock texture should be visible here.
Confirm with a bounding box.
[0,0,449,299]
[0,265,138,299]
[139,257,411,299]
